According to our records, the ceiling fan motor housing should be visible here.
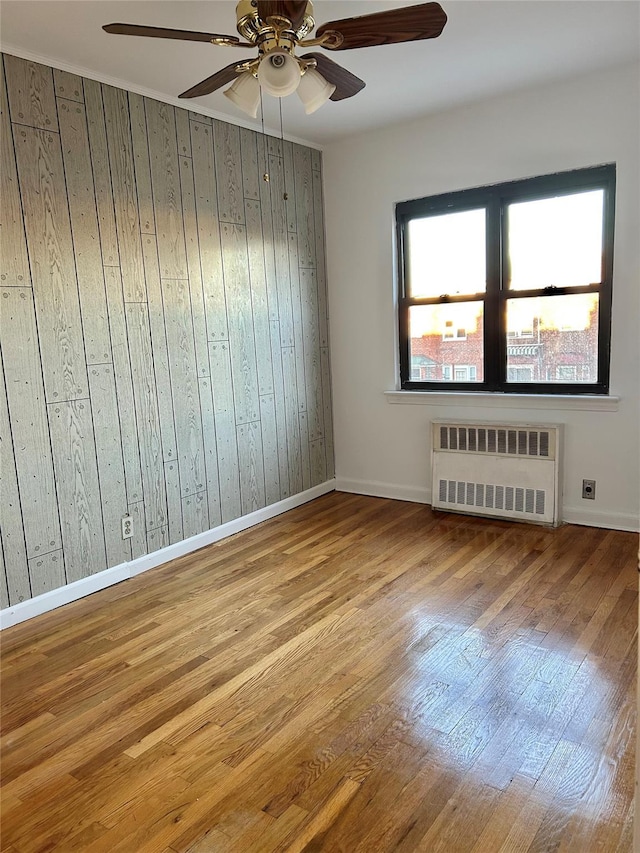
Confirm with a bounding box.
[235,0,316,47]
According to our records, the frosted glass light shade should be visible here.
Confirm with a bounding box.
[258,51,301,97]
[297,68,336,114]
[223,72,260,118]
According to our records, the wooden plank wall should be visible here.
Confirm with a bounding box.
[0,54,334,606]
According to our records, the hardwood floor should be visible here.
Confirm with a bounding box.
[1,492,637,852]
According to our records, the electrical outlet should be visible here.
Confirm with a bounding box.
[121,514,133,539]
[582,479,596,500]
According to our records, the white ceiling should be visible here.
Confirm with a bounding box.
[1,1,638,146]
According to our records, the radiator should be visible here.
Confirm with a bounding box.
[431,419,562,526]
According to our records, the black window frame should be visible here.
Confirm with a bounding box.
[396,164,616,395]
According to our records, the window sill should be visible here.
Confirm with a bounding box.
[384,391,620,412]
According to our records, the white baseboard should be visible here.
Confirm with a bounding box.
[0,481,336,630]
[335,477,431,505]
[335,478,639,532]
[561,505,639,533]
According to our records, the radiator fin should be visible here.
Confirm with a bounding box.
[437,425,554,459]
[438,480,547,517]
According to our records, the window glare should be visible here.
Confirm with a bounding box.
[408,209,486,298]
[508,190,604,290]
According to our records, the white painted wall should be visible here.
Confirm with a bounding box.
[323,63,640,531]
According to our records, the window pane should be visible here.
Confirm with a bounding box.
[409,302,483,382]
[407,209,486,298]
[506,294,599,383]
[507,190,604,290]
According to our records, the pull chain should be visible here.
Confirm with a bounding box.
[279,97,288,202]
[261,88,269,184]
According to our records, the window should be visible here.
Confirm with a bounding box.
[396,165,615,394]
[507,366,534,382]
[557,366,577,381]
[443,321,467,341]
[451,365,477,381]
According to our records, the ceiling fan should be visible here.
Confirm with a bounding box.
[103,1,447,117]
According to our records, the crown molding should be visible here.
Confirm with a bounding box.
[0,42,323,151]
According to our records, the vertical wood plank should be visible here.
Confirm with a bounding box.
[259,135,289,498]
[208,341,241,523]
[281,346,302,494]
[0,350,31,604]
[0,287,62,559]
[320,346,335,479]
[258,135,279,322]
[312,168,329,348]
[162,278,206,498]
[53,69,83,103]
[140,234,177,462]
[245,199,273,396]
[283,140,297,233]
[198,376,222,529]
[128,501,148,560]
[145,98,188,278]
[4,55,58,131]
[214,119,244,224]
[102,85,146,302]
[258,393,280,506]
[87,363,132,568]
[0,547,10,610]
[189,111,211,125]
[13,124,88,402]
[190,120,227,342]
[47,399,107,582]
[293,144,315,268]
[300,268,323,441]
[0,58,30,287]
[128,93,156,236]
[57,97,112,365]
[182,491,208,539]
[175,108,191,158]
[310,438,327,487]
[103,266,144,504]
[237,421,266,515]
[84,79,119,266]
[288,231,306,413]
[239,127,260,201]
[164,460,183,545]
[179,153,209,377]
[269,154,294,348]
[220,223,259,425]
[267,136,282,156]
[28,550,66,597]
[147,526,169,552]
[299,411,311,492]
[269,321,290,499]
[311,148,321,172]
[125,302,167,530]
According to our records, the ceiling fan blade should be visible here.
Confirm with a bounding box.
[301,53,365,101]
[316,2,447,50]
[179,63,244,98]
[103,23,241,44]
[256,1,308,29]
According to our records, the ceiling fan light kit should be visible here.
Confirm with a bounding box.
[257,50,302,97]
[103,1,447,114]
[223,71,261,118]
[297,68,336,114]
